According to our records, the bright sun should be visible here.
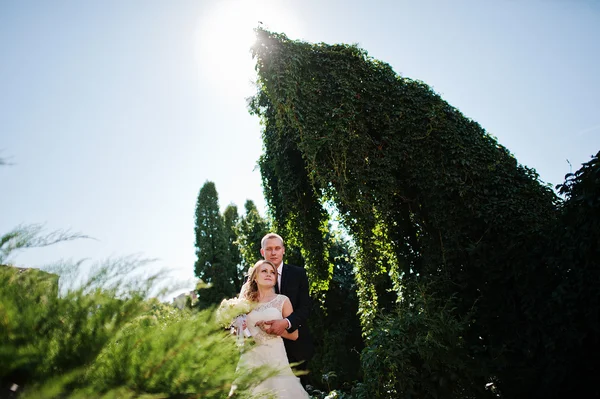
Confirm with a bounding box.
[196,0,299,100]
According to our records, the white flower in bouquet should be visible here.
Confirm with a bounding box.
[216,297,256,345]
[216,297,255,326]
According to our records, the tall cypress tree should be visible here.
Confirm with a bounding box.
[223,204,242,293]
[194,181,234,305]
[236,200,269,275]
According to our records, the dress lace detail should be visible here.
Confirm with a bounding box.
[251,295,287,345]
[254,294,286,312]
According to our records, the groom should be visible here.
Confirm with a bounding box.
[260,232,314,387]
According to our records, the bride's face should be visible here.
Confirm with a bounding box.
[254,262,277,288]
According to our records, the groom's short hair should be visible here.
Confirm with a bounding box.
[261,233,284,249]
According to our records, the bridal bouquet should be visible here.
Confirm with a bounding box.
[216,297,255,346]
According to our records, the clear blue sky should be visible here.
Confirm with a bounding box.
[1,0,598,298]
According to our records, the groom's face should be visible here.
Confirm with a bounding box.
[261,237,285,268]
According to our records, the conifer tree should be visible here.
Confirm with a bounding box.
[236,200,269,275]
[223,204,243,293]
[194,181,234,305]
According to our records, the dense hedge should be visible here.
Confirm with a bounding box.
[249,28,599,397]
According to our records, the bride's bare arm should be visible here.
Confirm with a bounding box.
[280,297,298,340]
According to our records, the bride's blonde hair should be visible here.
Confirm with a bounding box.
[242,260,277,302]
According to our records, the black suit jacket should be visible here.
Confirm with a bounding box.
[278,263,314,364]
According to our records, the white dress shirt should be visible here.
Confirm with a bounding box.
[277,262,283,291]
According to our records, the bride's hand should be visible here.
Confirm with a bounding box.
[254,320,268,331]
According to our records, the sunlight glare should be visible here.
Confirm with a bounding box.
[195,0,300,100]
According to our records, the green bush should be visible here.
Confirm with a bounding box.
[0,258,267,398]
[355,287,493,399]
[308,234,363,392]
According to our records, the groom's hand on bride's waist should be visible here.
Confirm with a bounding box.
[261,319,291,336]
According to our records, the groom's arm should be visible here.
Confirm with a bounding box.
[286,267,310,333]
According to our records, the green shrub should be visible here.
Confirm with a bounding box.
[0,258,267,398]
[355,287,493,399]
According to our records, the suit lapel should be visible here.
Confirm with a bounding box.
[280,263,288,295]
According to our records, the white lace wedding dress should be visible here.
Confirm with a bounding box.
[238,294,309,399]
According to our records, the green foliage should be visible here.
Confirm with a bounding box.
[307,232,363,393]
[356,286,493,399]
[0,259,266,398]
[81,302,243,398]
[194,181,236,306]
[535,151,600,397]
[249,28,599,396]
[235,200,270,279]
[223,204,243,292]
[1,258,154,387]
[0,224,88,265]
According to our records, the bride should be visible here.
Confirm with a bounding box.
[233,260,309,399]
